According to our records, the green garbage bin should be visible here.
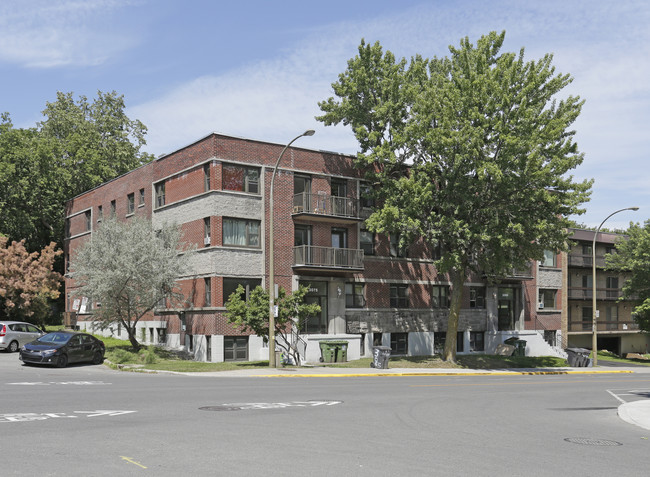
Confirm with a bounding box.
[319,341,349,363]
[319,341,335,363]
[504,337,527,357]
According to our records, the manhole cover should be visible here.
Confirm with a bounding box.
[564,437,622,446]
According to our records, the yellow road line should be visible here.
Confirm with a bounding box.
[121,456,147,469]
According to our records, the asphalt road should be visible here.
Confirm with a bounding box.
[1,352,649,476]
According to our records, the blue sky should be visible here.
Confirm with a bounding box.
[1,0,648,229]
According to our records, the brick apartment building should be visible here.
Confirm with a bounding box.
[562,228,649,355]
[64,133,570,363]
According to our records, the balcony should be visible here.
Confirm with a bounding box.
[568,287,623,301]
[293,245,364,272]
[568,254,607,268]
[568,321,639,333]
[292,192,362,224]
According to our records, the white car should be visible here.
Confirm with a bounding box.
[0,321,45,353]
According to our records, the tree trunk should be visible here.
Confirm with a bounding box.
[126,325,141,351]
[443,268,465,363]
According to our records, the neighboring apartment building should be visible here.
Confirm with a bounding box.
[563,228,649,355]
[64,133,560,363]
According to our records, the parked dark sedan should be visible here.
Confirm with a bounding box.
[19,331,105,367]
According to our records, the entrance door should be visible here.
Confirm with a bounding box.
[300,281,328,334]
[498,287,515,330]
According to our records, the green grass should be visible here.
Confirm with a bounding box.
[596,350,650,366]
[327,354,568,369]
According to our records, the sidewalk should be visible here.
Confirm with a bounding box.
[181,365,645,378]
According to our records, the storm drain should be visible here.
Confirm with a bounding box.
[564,437,622,446]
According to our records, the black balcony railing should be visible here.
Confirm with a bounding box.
[293,245,364,270]
[567,287,623,300]
[292,192,361,220]
[568,254,607,268]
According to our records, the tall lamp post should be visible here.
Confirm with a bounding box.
[592,206,639,366]
[268,129,315,367]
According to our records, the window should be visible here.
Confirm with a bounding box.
[203,217,211,246]
[582,306,592,330]
[155,182,165,208]
[457,332,465,352]
[223,218,260,247]
[331,179,347,197]
[432,242,442,261]
[224,336,248,361]
[204,277,212,307]
[432,285,449,308]
[582,244,592,256]
[294,225,312,246]
[606,276,619,294]
[470,331,484,351]
[390,332,408,355]
[470,287,485,308]
[110,200,116,217]
[360,183,375,209]
[331,228,347,248]
[345,283,365,308]
[223,164,259,193]
[360,229,375,255]
[127,193,135,214]
[390,284,408,308]
[542,250,557,267]
[538,289,557,309]
[373,332,383,347]
[606,305,618,329]
[84,210,91,231]
[223,278,262,303]
[390,234,407,257]
[139,188,145,206]
[204,163,211,192]
[97,205,103,222]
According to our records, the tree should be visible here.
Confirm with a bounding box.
[318,31,592,361]
[0,237,62,326]
[225,284,321,365]
[69,217,194,350]
[606,221,650,333]
[0,91,154,252]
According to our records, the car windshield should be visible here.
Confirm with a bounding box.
[38,332,72,344]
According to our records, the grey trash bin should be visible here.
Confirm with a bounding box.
[566,347,593,367]
[371,346,391,369]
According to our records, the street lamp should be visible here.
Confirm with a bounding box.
[268,130,315,367]
[592,206,639,366]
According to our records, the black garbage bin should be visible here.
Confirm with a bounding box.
[566,347,592,367]
[371,346,391,369]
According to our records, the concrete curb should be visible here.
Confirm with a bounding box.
[618,400,650,431]
[250,369,634,378]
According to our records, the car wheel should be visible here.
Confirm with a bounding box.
[8,341,19,353]
[56,354,68,368]
[92,351,104,365]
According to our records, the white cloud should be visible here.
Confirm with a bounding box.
[0,0,140,67]
[130,0,649,227]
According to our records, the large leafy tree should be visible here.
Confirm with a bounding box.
[318,31,592,361]
[0,237,62,326]
[606,221,650,332]
[0,91,153,252]
[69,218,194,350]
[225,285,321,365]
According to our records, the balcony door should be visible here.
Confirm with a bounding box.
[331,179,347,216]
[293,175,311,212]
[332,228,348,267]
[294,225,312,265]
[497,287,516,330]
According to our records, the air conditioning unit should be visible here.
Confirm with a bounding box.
[204,237,211,246]
[538,302,544,309]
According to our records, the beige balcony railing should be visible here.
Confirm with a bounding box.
[293,245,364,270]
[292,192,361,220]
